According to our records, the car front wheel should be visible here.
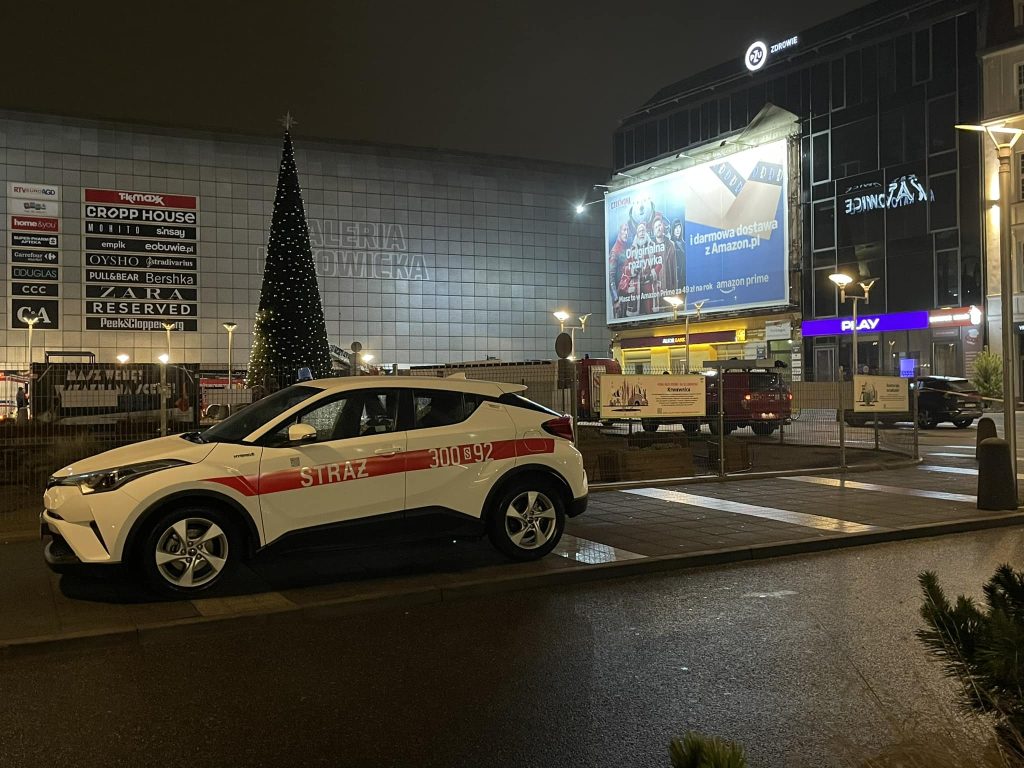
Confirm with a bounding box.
[953,417,974,429]
[487,481,565,561]
[139,506,238,596]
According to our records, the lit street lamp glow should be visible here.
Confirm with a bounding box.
[116,354,130,364]
[955,121,1024,488]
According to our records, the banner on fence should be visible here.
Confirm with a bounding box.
[599,374,706,418]
[853,374,908,412]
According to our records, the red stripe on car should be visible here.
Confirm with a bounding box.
[204,437,555,496]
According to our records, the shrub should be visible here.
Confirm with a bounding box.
[917,566,1024,761]
[972,349,1003,402]
[669,732,747,768]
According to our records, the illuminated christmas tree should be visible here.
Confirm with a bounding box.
[246,117,331,388]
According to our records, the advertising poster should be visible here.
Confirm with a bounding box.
[82,189,200,332]
[605,139,789,324]
[600,374,706,418]
[853,375,909,413]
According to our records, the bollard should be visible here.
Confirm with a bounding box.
[976,416,998,459]
[977,437,1019,511]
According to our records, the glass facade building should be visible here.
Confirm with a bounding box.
[611,0,984,381]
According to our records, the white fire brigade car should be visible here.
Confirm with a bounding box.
[42,376,588,595]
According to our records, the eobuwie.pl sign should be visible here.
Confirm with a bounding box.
[83,189,200,332]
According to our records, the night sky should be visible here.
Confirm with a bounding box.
[6,0,869,168]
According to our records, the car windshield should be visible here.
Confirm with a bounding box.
[749,372,783,392]
[943,379,976,393]
[201,385,320,443]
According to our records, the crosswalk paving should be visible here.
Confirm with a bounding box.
[784,475,975,502]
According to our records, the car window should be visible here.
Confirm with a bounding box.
[944,380,975,393]
[413,389,469,429]
[264,389,399,446]
[748,373,782,392]
[202,385,319,443]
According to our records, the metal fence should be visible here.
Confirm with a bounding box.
[2,360,920,533]
[401,361,919,486]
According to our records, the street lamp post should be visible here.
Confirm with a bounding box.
[829,273,876,376]
[552,310,590,357]
[158,353,169,437]
[956,122,1023,484]
[663,295,706,373]
[22,310,40,419]
[161,321,176,361]
[223,322,237,390]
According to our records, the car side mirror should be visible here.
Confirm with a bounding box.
[287,423,317,444]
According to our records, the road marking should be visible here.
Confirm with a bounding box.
[920,464,976,475]
[742,590,797,599]
[784,475,975,502]
[927,452,974,458]
[622,488,882,533]
[554,534,645,564]
[921,465,1024,480]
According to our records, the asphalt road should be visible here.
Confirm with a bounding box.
[2,526,1021,768]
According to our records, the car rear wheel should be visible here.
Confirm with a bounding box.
[751,422,777,436]
[641,419,659,433]
[487,480,565,561]
[953,417,974,429]
[139,506,238,597]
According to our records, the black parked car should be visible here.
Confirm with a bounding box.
[846,375,983,429]
[912,376,984,429]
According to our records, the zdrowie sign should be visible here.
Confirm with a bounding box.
[744,35,798,72]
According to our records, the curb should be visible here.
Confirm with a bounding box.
[3,507,1022,659]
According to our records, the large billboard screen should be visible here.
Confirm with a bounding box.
[605,139,789,325]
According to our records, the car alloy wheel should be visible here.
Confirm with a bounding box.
[153,516,230,590]
[488,479,566,561]
[504,490,558,550]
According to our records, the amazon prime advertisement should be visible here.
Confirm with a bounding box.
[605,139,789,324]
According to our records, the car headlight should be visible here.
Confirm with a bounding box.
[48,459,188,495]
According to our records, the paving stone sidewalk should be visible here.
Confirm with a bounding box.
[0,461,1019,655]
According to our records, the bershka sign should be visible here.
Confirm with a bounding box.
[83,189,200,331]
[801,310,930,337]
[8,182,62,328]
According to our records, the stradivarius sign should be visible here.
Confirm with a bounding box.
[744,35,799,72]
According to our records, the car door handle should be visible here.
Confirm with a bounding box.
[374,446,404,456]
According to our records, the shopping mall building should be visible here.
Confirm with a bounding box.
[1,113,608,372]
[605,0,991,383]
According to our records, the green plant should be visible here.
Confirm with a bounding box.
[917,566,1024,761]
[669,732,747,768]
[972,348,1003,402]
